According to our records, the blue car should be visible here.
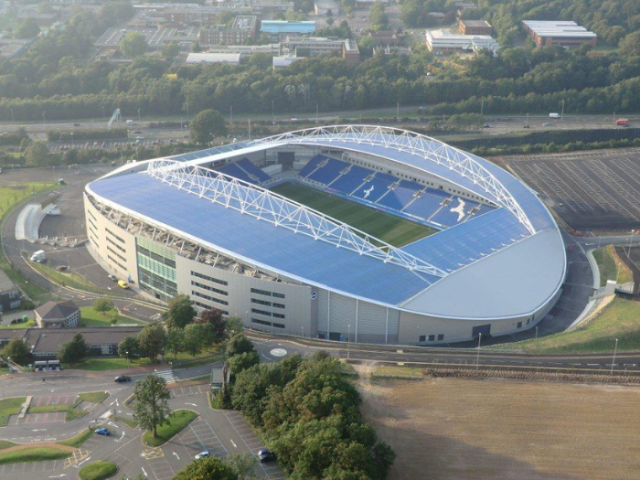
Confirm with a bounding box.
[95,427,110,436]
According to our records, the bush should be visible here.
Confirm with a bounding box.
[78,460,118,480]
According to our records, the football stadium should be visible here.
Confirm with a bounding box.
[84,125,566,345]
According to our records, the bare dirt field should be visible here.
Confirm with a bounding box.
[359,376,640,480]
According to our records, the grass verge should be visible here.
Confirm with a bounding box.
[30,262,99,292]
[110,414,139,429]
[78,460,118,480]
[77,391,109,404]
[79,306,145,327]
[593,245,633,286]
[373,365,424,378]
[0,397,26,427]
[0,447,71,465]
[492,297,640,353]
[66,357,152,371]
[142,409,197,447]
[58,428,94,448]
[0,441,16,450]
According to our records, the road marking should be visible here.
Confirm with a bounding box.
[141,467,147,477]
[185,403,197,407]
[75,456,91,467]
[230,439,237,448]
[48,475,66,478]
[116,399,119,407]
[32,429,47,432]
[172,452,180,460]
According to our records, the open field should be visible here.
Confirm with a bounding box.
[360,377,640,480]
[78,306,144,327]
[271,182,436,247]
[492,297,640,353]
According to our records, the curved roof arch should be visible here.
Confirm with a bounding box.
[252,125,536,234]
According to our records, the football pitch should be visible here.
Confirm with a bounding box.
[270,182,437,247]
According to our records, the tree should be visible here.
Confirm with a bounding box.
[16,18,41,39]
[163,294,196,330]
[369,2,388,32]
[225,453,258,479]
[226,333,256,358]
[137,324,167,362]
[118,336,140,359]
[228,351,260,377]
[189,109,227,145]
[57,333,89,364]
[133,374,171,438]
[93,296,113,313]
[25,142,50,167]
[173,456,238,480]
[225,316,244,338]
[162,42,180,61]
[196,308,226,344]
[165,327,185,359]
[2,338,30,365]
[120,32,147,58]
[183,323,205,357]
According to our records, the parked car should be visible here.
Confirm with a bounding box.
[108,274,117,282]
[195,451,210,460]
[257,448,275,463]
[114,375,131,383]
[55,265,68,271]
[95,427,110,436]
[118,280,129,289]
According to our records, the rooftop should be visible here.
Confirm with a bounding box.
[0,269,17,294]
[522,20,597,38]
[260,20,316,34]
[26,327,143,354]
[460,19,491,27]
[35,300,79,320]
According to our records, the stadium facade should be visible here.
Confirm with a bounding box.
[84,126,566,345]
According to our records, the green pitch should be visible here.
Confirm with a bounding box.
[270,182,437,247]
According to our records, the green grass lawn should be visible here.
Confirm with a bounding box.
[0,319,35,329]
[593,246,633,286]
[28,403,87,421]
[0,447,71,465]
[110,414,139,429]
[30,262,100,292]
[78,460,118,480]
[271,182,436,247]
[79,306,145,327]
[58,429,94,448]
[0,397,26,427]
[493,298,640,354]
[142,410,197,447]
[0,441,16,451]
[77,391,109,404]
[66,356,152,371]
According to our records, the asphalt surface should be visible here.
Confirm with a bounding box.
[0,363,285,480]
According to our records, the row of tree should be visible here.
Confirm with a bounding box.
[230,352,396,479]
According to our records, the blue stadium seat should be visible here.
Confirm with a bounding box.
[237,158,271,183]
[307,158,348,185]
[330,165,373,194]
[378,186,418,211]
[430,197,479,227]
[352,173,395,202]
[298,155,325,178]
[218,162,256,184]
[403,189,449,220]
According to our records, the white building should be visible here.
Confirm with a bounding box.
[426,29,500,55]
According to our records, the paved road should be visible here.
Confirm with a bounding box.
[0,364,285,480]
[251,334,640,377]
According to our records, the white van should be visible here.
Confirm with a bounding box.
[126,119,136,125]
[30,250,46,263]
[548,113,560,119]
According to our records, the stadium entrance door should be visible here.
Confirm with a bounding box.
[472,324,491,339]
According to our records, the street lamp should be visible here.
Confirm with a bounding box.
[10,109,14,123]
[610,339,618,375]
[42,111,46,124]
[102,106,105,119]
[475,333,482,369]
[137,107,141,123]
[126,351,129,369]
[347,324,351,360]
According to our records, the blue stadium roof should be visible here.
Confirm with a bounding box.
[89,126,565,314]
[89,173,438,306]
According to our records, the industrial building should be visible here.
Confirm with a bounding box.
[522,20,597,48]
[426,29,500,55]
[84,126,566,346]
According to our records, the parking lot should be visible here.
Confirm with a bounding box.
[31,394,76,406]
[223,411,286,480]
[505,148,640,230]
[170,384,209,398]
[170,416,228,459]
[0,459,63,476]
[9,412,66,425]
